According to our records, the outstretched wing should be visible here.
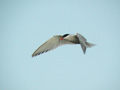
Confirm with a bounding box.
[76,33,87,54]
[32,36,74,57]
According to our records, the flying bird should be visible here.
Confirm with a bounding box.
[32,33,95,57]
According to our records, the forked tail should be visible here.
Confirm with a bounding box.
[85,42,95,48]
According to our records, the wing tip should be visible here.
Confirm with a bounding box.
[32,52,40,57]
[32,53,40,57]
[82,47,86,54]
[32,51,48,57]
[32,54,36,57]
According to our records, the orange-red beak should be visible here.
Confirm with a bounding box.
[59,38,64,40]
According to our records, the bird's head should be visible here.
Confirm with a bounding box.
[59,34,70,40]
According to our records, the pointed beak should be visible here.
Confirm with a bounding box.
[59,38,64,40]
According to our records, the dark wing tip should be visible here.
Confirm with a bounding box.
[32,50,50,57]
[32,53,37,57]
[83,48,86,54]
[32,52,42,57]
[32,52,41,57]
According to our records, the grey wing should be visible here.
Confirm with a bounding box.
[32,36,74,57]
[76,33,87,54]
[32,37,60,57]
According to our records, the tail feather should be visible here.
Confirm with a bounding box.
[85,42,96,48]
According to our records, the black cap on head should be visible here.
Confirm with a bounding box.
[62,34,69,38]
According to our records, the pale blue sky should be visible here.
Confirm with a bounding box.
[0,0,120,90]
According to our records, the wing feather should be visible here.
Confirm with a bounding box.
[76,33,87,54]
[32,35,74,57]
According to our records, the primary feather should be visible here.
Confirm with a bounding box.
[32,35,74,57]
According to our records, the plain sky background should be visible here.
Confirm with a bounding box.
[0,0,120,90]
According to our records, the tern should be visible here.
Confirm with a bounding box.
[32,33,95,57]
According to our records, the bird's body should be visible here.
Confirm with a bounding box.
[32,33,95,57]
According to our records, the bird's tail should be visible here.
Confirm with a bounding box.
[85,42,95,48]
[76,33,96,54]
